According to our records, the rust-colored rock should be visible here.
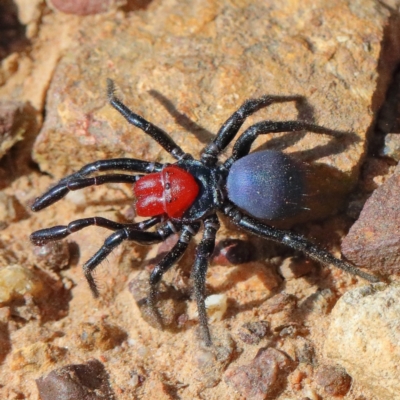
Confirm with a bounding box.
[342,162,400,273]
[315,364,352,396]
[224,347,296,399]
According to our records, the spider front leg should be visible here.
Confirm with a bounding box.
[107,79,190,161]
[225,205,380,283]
[191,215,220,346]
[83,220,178,297]
[147,223,200,326]
[201,95,303,165]
[31,157,161,212]
[30,216,161,246]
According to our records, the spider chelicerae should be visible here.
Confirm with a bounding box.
[30,79,379,346]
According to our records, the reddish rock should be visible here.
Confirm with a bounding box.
[224,347,296,399]
[238,321,270,345]
[315,364,352,396]
[342,162,400,273]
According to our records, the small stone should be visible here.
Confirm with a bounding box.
[380,133,400,161]
[224,347,296,399]
[295,339,315,364]
[238,321,269,345]
[195,331,235,388]
[47,0,113,15]
[278,257,314,280]
[32,241,70,271]
[0,265,45,305]
[261,293,298,315]
[77,320,127,351]
[342,162,400,272]
[204,294,228,322]
[277,323,309,338]
[127,371,141,388]
[302,288,337,314]
[36,359,115,400]
[315,365,352,396]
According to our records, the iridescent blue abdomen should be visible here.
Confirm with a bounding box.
[226,150,305,220]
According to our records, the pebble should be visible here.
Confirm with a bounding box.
[224,347,295,399]
[0,265,44,305]
[36,359,115,399]
[315,364,352,396]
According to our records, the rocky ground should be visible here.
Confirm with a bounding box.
[1,0,400,399]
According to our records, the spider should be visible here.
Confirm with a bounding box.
[30,79,379,346]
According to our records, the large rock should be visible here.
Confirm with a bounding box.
[32,0,396,220]
[324,284,400,399]
[342,162,400,273]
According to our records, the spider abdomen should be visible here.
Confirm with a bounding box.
[134,165,199,218]
[226,150,305,220]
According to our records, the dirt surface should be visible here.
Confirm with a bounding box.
[1,0,400,399]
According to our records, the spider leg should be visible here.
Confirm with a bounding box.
[59,158,164,185]
[31,173,142,212]
[191,215,220,346]
[201,95,303,165]
[30,216,161,246]
[83,220,178,297]
[147,223,201,325]
[224,120,344,167]
[224,205,380,283]
[107,79,191,161]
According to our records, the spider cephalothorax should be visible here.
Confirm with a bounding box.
[30,79,379,346]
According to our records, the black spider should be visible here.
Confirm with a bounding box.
[30,79,379,346]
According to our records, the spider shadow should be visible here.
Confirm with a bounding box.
[148,90,215,145]
[0,103,39,191]
[149,90,359,164]
[0,0,31,62]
